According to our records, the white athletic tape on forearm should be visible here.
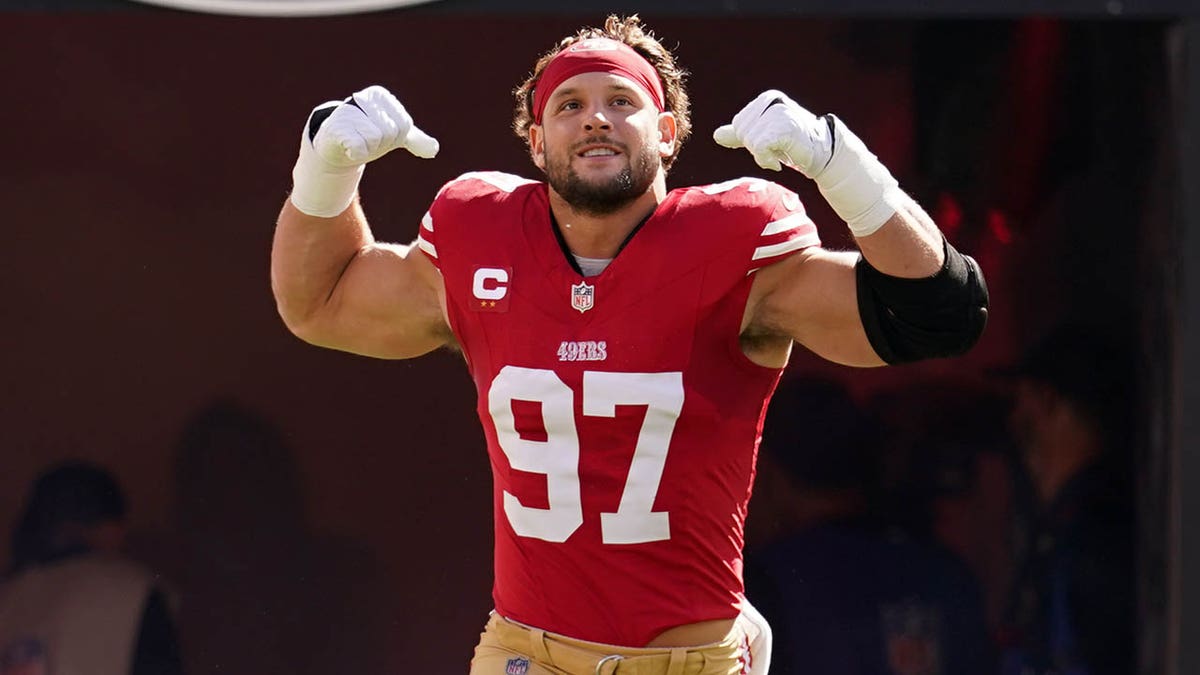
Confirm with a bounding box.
[812,116,905,238]
[289,133,364,218]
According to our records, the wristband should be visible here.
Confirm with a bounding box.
[812,115,906,238]
[288,131,365,218]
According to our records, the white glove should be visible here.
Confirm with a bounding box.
[712,90,832,175]
[290,85,440,218]
[715,90,905,238]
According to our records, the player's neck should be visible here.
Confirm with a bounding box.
[548,178,666,259]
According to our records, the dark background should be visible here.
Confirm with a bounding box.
[0,3,1191,674]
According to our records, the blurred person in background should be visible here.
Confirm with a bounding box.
[0,462,182,675]
[869,378,1020,634]
[127,399,393,675]
[997,322,1136,675]
[744,377,993,675]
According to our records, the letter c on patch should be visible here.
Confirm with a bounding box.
[473,268,509,300]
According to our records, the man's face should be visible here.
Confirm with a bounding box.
[531,72,673,215]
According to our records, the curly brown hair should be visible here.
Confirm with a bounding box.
[512,15,691,171]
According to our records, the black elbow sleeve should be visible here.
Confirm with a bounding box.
[856,240,989,364]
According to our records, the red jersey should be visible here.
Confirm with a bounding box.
[417,172,819,646]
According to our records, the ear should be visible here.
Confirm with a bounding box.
[529,124,546,170]
[656,112,678,158]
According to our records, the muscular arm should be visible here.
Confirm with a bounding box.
[271,199,450,359]
[722,91,982,368]
[855,195,944,279]
[743,196,945,368]
[273,86,448,359]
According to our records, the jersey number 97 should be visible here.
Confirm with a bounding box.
[488,366,684,545]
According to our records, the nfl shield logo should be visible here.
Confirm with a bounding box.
[505,656,530,675]
[571,281,595,313]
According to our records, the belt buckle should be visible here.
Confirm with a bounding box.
[594,654,623,674]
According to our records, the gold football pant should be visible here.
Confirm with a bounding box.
[469,613,751,675]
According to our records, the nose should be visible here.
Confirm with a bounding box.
[583,105,611,131]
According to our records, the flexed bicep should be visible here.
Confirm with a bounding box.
[747,241,988,368]
[745,248,886,368]
[273,85,450,359]
[313,237,452,359]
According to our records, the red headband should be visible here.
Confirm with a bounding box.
[531,38,666,125]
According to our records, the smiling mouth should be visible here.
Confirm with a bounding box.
[573,138,624,158]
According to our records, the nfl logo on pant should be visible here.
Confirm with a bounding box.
[505,656,530,675]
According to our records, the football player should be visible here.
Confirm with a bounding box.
[271,15,987,675]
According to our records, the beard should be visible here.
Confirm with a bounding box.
[544,137,659,216]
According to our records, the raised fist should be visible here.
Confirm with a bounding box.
[290,85,439,217]
[713,90,832,176]
[307,85,439,166]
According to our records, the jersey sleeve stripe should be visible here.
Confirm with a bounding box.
[760,212,814,236]
[751,231,820,261]
[416,234,438,259]
[422,211,433,232]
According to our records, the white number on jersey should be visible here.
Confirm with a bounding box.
[489,367,582,542]
[487,366,684,544]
